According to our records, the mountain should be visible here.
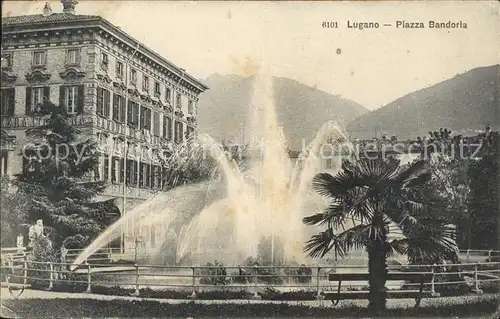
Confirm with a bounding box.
[197,74,369,151]
[347,65,500,140]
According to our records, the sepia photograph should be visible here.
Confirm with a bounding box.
[0,0,499,318]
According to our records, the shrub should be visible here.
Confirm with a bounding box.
[260,288,317,300]
[50,273,87,293]
[3,296,500,318]
[197,290,251,300]
[296,264,312,283]
[139,287,190,299]
[199,261,228,285]
[27,234,57,288]
[91,285,134,296]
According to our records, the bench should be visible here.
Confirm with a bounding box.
[324,272,439,307]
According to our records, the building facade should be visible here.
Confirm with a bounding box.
[1,1,208,251]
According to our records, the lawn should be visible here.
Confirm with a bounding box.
[1,294,499,318]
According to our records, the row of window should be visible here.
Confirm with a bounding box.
[1,49,80,69]
[97,87,191,142]
[0,86,194,143]
[96,156,168,189]
[100,51,195,112]
[1,86,84,116]
[1,50,196,114]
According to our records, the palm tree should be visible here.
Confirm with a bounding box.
[303,157,457,312]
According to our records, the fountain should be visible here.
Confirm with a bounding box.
[71,72,349,270]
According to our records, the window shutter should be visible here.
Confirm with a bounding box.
[59,85,65,108]
[97,87,103,116]
[127,101,133,125]
[76,85,85,114]
[147,108,152,130]
[139,106,145,129]
[7,88,15,116]
[25,87,32,115]
[104,90,110,118]
[111,93,117,120]
[120,97,126,123]
[133,103,139,125]
[43,86,50,103]
[167,117,172,140]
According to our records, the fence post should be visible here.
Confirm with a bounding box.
[5,256,12,286]
[472,261,483,294]
[488,250,493,262]
[466,249,470,262]
[85,261,91,293]
[188,266,197,299]
[251,265,261,300]
[430,263,437,296]
[48,262,53,290]
[131,263,140,296]
[23,255,27,285]
[316,266,324,301]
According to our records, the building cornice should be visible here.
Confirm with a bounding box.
[2,16,209,94]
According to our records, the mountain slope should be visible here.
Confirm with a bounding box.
[197,74,368,151]
[347,65,500,140]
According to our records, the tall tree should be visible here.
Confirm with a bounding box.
[15,101,115,252]
[0,175,28,246]
[303,158,457,312]
[425,154,471,247]
[468,131,499,249]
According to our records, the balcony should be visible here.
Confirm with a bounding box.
[102,183,160,200]
[95,116,168,146]
[1,115,95,129]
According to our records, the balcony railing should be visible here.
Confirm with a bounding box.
[96,116,168,145]
[2,115,169,147]
[102,183,160,200]
[1,115,95,128]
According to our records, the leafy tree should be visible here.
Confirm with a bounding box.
[159,138,248,190]
[468,131,499,249]
[303,158,457,312]
[15,101,115,253]
[0,175,28,246]
[425,155,471,248]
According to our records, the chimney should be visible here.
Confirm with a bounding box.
[43,2,52,16]
[61,0,78,15]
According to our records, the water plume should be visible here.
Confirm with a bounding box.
[72,71,348,268]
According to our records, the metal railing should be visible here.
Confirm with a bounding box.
[1,251,499,300]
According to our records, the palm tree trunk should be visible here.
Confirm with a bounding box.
[367,237,388,313]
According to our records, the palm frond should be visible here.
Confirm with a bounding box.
[387,238,408,257]
[304,224,376,259]
[302,203,346,227]
[312,172,350,199]
[304,228,338,258]
[302,213,329,226]
[394,160,428,184]
[404,172,432,189]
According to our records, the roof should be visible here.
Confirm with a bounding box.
[2,13,100,26]
[2,13,208,91]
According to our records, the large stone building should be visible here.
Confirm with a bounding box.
[1,1,208,251]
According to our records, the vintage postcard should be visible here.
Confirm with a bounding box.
[0,0,499,318]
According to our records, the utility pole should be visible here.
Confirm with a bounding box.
[121,42,140,254]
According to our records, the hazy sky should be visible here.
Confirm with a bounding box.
[3,1,499,110]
